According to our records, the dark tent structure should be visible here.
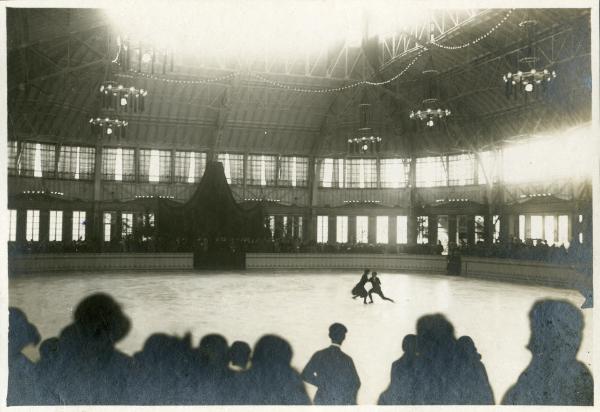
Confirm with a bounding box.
[157,162,269,268]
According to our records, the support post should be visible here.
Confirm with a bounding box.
[349,215,357,244]
[92,141,103,250]
[467,215,475,245]
[448,215,457,245]
[428,215,438,245]
[407,156,418,246]
[307,157,319,243]
[328,215,336,244]
[389,214,397,245]
[368,215,377,244]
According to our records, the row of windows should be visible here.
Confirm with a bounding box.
[6,142,485,187]
[519,214,572,246]
[7,142,94,179]
[316,215,409,244]
[8,132,592,187]
[8,142,308,187]
[8,210,87,242]
[266,215,304,239]
[103,212,156,242]
[315,214,576,246]
[319,132,592,188]
[9,209,579,247]
[101,148,205,183]
[319,155,482,188]
[8,209,156,243]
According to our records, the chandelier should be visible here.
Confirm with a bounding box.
[503,68,556,95]
[503,15,557,98]
[348,136,382,154]
[89,117,129,139]
[99,81,148,112]
[348,97,381,154]
[409,55,451,128]
[409,101,451,128]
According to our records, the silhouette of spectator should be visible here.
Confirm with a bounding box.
[229,340,251,371]
[415,314,493,404]
[8,307,41,405]
[39,337,60,361]
[245,334,311,405]
[195,334,232,404]
[301,323,360,404]
[131,332,196,404]
[378,334,417,405]
[38,293,133,404]
[36,337,63,404]
[228,340,252,404]
[502,300,593,405]
[455,336,495,404]
[378,314,493,404]
[436,240,444,255]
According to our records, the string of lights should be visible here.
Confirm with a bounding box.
[251,51,424,93]
[430,9,514,50]
[250,72,361,93]
[111,9,513,91]
[363,51,425,86]
[114,50,424,93]
[115,71,237,85]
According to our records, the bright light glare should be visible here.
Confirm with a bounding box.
[502,126,594,183]
[105,0,430,58]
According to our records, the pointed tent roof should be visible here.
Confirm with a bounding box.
[157,162,267,239]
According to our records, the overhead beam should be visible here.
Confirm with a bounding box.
[437,17,588,81]
[8,23,107,52]
[70,31,107,60]
[8,58,106,91]
[379,9,490,70]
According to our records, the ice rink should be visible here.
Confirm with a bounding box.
[9,270,593,405]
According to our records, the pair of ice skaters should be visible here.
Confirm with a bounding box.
[351,269,394,304]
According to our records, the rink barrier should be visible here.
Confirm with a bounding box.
[8,253,194,274]
[245,253,447,273]
[245,253,588,289]
[460,257,587,289]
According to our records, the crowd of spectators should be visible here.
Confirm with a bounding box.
[8,293,593,405]
[8,234,592,274]
[454,237,592,272]
[246,237,592,270]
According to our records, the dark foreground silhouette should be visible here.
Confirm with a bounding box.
[7,293,593,405]
[502,299,593,405]
[302,323,360,404]
[378,314,494,404]
[37,293,133,404]
[8,308,41,405]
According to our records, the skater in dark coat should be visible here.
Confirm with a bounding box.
[368,272,394,303]
[351,269,370,304]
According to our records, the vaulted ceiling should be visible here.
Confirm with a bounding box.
[6,7,592,157]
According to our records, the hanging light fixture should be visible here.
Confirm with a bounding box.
[503,13,557,99]
[409,53,451,128]
[99,81,148,112]
[113,36,174,75]
[348,91,382,154]
[89,117,129,139]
